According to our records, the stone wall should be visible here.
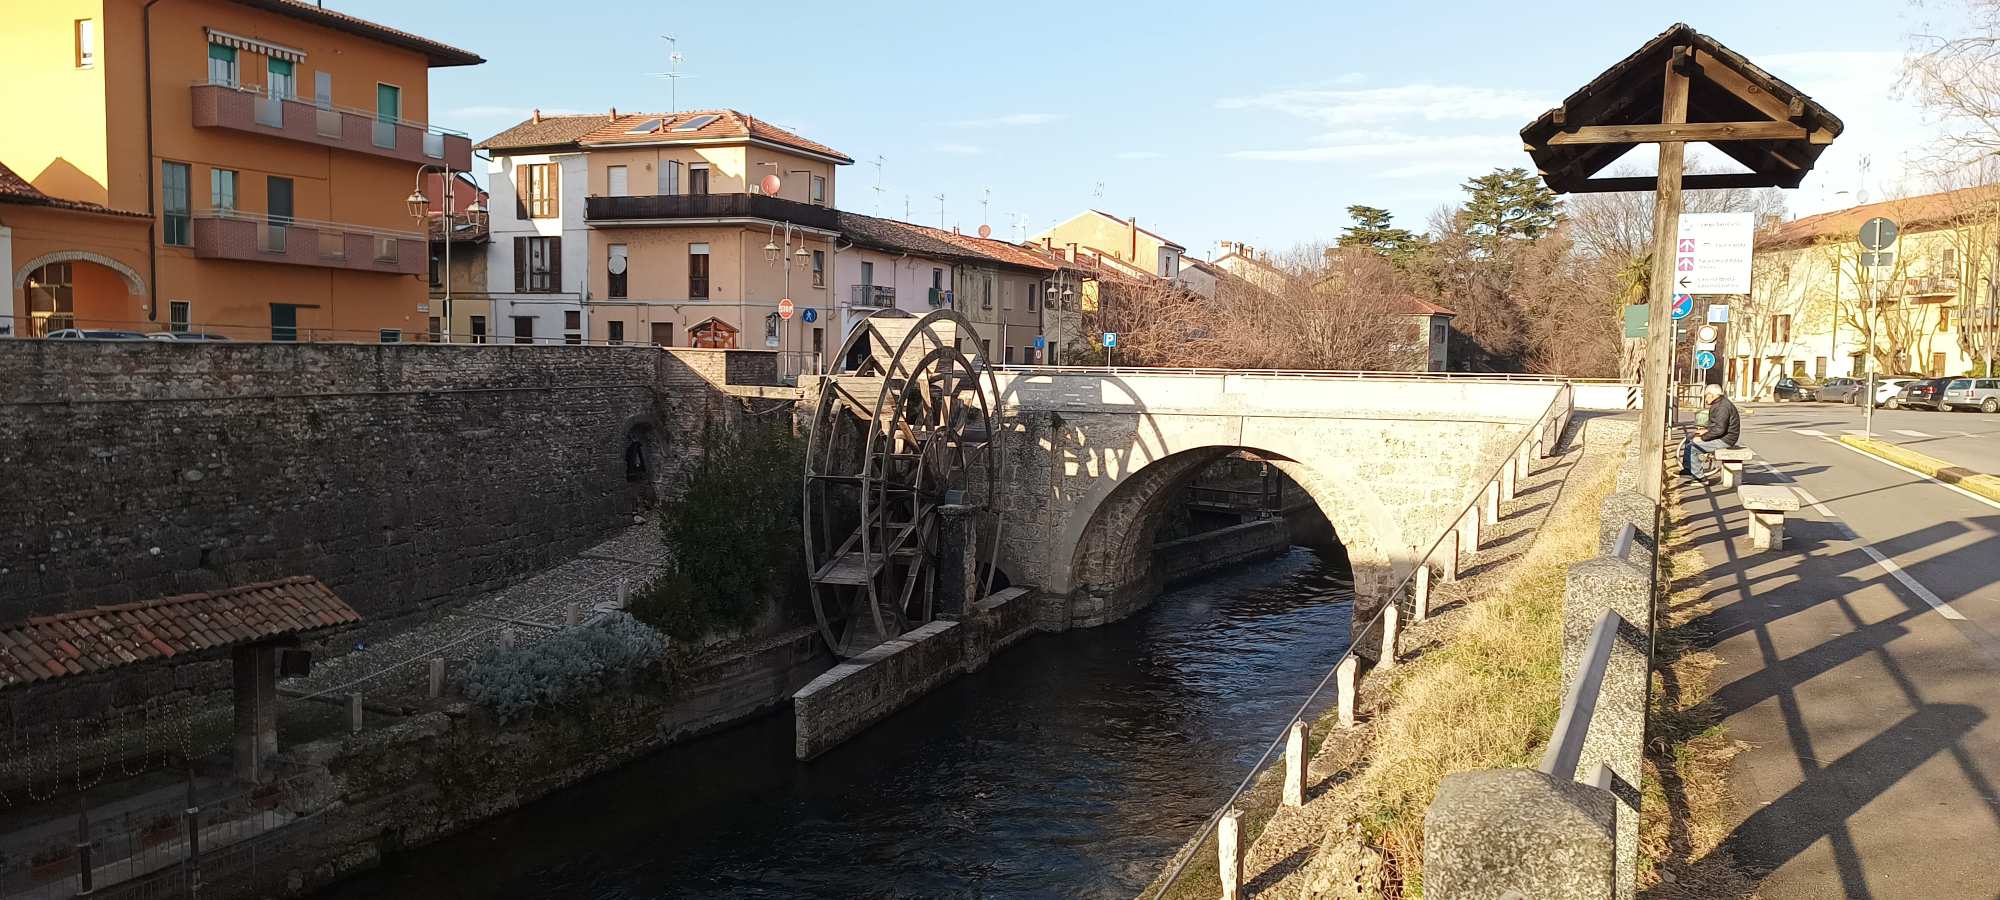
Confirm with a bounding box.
[0,342,786,624]
[1152,519,1291,586]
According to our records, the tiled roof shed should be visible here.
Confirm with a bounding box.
[0,577,361,690]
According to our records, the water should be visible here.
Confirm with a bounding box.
[321,548,1353,899]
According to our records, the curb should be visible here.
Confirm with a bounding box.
[1836,436,2000,504]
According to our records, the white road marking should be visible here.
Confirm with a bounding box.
[1753,460,1970,621]
[1793,428,1828,437]
[1823,437,2000,513]
[1954,431,1977,438]
[1894,429,1934,438]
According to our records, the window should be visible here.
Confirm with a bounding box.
[314,72,332,110]
[860,260,874,287]
[932,268,944,291]
[518,163,559,219]
[608,244,628,298]
[379,329,401,343]
[982,278,993,309]
[75,19,94,68]
[207,43,237,85]
[169,300,191,333]
[270,303,300,342]
[564,311,582,345]
[1157,247,1177,277]
[689,242,710,298]
[25,262,74,336]
[162,162,191,245]
[1006,346,1016,364]
[1029,281,1038,312]
[1944,248,1959,270]
[267,58,295,99]
[210,168,237,211]
[512,316,535,345]
[264,175,293,253]
[811,175,826,206]
[1941,306,1953,330]
[428,317,441,342]
[470,315,487,344]
[429,251,442,287]
[607,165,628,197]
[688,164,709,195]
[1791,360,1807,378]
[1770,314,1792,344]
[652,322,674,347]
[812,250,824,287]
[1432,321,1447,344]
[981,339,991,359]
[660,160,680,195]
[515,236,561,293]
[608,320,625,345]
[1815,357,1828,380]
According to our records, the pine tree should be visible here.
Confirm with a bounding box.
[1337,204,1422,266]
[1459,167,1562,251]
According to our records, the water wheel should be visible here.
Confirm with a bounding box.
[802,310,1002,657]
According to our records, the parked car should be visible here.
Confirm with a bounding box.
[1818,376,1864,403]
[1860,378,1917,408]
[1942,378,2000,413]
[1898,378,1953,411]
[1773,377,1819,402]
[44,328,150,341]
[147,331,233,342]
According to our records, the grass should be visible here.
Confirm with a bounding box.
[1837,436,2000,503]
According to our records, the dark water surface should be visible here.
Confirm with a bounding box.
[321,549,1353,899]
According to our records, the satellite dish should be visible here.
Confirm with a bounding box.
[977,224,992,238]
[608,255,627,275]
[761,174,782,195]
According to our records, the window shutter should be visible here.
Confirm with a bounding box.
[514,166,529,220]
[548,237,562,293]
[514,236,527,292]
[546,165,561,218]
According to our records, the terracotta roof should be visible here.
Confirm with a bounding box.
[229,0,482,67]
[0,161,150,219]
[0,577,362,690]
[1401,296,1457,317]
[579,110,853,163]
[919,227,1059,272]
[1760,185,2000,250]
[475,113,611,151]
[836,211,988,263]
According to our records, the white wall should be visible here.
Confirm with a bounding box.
[485,152,590,343]
[833,246,954,341]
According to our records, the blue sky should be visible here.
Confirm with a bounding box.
[358,0,1943,257]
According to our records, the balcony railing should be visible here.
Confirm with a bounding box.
[584,192,839,231]
[848,284,896,307]
[1905,274,1961,297]
[191,209,425,275]
[190,81,471,170]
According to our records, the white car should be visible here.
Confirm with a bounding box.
[1857,378,1916,408]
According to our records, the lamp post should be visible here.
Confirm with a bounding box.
[406,165,469,344]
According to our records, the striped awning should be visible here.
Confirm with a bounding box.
[205,27,307,63]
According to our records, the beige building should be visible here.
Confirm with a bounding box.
[1032,209,1187,284]
[1741,186,2000,395]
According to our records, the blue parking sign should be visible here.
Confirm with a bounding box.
[1102,332,1118,348]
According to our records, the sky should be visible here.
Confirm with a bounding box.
[353,0,1958,258]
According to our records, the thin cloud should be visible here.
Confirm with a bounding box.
[445,105,582,121]
[1333,72,1367,85]
[951,112,1064,129]
[1115,150,1167,160]
[1218,83,1548,126]
[932,142,987,155]
[1227,131,1517,163]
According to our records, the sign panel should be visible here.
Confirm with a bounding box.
[801,307,818,324]
[777,298,795,320]
[1858,216,1898,251]
[1032,335,1046,350]
[1674,213,1754,294]
[1706,304,1730,324]
[1860,250,1896,268]
[1623,304,1649,338]
[1694,350,1717,370]
[1671,293,1695,321]
[1102,332,1118,348]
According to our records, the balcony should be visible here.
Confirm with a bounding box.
[848,284,896,308]
[1905,274,1961,298]
[190,210,425,276]
[190,81,472,170]
[585,193,839,231]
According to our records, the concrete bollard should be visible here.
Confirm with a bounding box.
[1501,459,1518,502]
[428,657,446,699]
[1412,563,1432,622]
[564,602,581,626]
[1218,808,1245,900]
[1337,655,1359,728]
[349,693,363,733]
[1438,527,1462,583]
[1460,509,1481,556]
[1424,769,1616,900]
[499,628,516,651]
[1283,720,1308,808]
[1382,603,1401,669]
[1483,481,1501,526]
[616,577,630,608]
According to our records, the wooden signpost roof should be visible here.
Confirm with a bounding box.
[1521,23,1844,193]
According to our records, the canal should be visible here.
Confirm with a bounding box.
[320,547,1353,899]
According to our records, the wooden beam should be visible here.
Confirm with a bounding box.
[1694,49,1836,145]
[1639,44,1693,503]
[1567,172,1779,193]
[1546,121,1807,145]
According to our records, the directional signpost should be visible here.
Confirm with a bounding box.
[1675,213,1754,294]
[1858,216,1898,441]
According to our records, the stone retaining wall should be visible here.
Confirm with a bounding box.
[1153,519,1292,586]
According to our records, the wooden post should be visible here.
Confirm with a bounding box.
[1218,808,1245,900]
[428,657,446,699]
[1382,602,1401,669]
[1283,720,1308,808]
[1639,45,1693,502]
[1337,655,1359,728]
[1412,562,1432,622]
[349,692,363,733]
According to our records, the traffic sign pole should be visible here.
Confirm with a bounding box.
[1857,217,1896,443]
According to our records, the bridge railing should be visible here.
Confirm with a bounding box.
[1145,384,1576,900]
[998,364,1623,384]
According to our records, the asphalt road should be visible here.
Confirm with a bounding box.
[1682,405,2000,898]
[1756,398,2000,473]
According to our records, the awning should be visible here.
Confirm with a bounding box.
[204,27,307,64]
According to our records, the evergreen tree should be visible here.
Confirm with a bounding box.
[1337,204,1422,266]
[1459,167,1562,251]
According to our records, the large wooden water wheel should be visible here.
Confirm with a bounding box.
[802,310,1002,657]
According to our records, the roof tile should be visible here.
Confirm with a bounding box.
[576,110,852,163]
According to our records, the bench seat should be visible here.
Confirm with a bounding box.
[1715,447,1755,488]
[1738,484,1798,551]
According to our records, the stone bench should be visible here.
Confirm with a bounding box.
[1714,448,1755,489]
[1738,485,1800,551]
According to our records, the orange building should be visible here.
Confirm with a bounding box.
[1,0,481,341]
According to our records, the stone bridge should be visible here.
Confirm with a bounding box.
[979,370,1576,628]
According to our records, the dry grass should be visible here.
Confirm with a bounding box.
[1327,462,1617,895]
[1637,501,1760,899]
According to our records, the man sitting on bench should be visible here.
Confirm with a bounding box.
[1684,384,1740,483]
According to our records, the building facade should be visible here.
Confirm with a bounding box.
[476,112,602,344]
[1032,210,1187,285]
[1,0,481,341]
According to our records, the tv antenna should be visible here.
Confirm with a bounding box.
[1092,180,1105,202]
[936,193,947,229]
[648,35,695,112]
[871,155,887,213]
[981,187,991,226]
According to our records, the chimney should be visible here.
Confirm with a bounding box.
[531,108,542,124]
[1042,236,1053,252]
[1066,242,1078,262]
[1128,216,1138,261]
[609,106,618,118]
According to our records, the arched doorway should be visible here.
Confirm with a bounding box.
[12,252,146,336]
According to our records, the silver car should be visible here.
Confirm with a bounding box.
[1818,376,1864,403]
[1942,378,2000,413]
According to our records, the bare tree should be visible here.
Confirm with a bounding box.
[1906,0,2000,165]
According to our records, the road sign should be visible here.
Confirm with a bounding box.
[1859,216,1898,251]
[1674,213,1754,294]
[1694,350,1716,370]
[777,298,795,320]
[1102,332,1118,348]
[1695,325,1718,345]
[1623,305,1649,338]
[1860,250,1896,268]
[1706,303,1729,323]
[802,307,818,324]
[1032,335,1046,350]
[1671,293,1695,320]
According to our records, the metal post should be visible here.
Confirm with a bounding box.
[75,793,93,895]
[1638,45,1693,502]
[185,764,201,899]
[442,170,453,344]
[349,692,363,733]
[1865,265,1876,441]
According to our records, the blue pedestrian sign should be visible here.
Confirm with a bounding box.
[801,307,818,324]
[1671,293,1695,321]
[1694,350,1716,370]
[1032,335,1046,350]
[1102,332,1118,348]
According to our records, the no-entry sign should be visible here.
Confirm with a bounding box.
[777,298,795,320]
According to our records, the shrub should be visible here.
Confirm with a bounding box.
[463,613,665,723]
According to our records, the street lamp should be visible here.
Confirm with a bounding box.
[411,165,458,344]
